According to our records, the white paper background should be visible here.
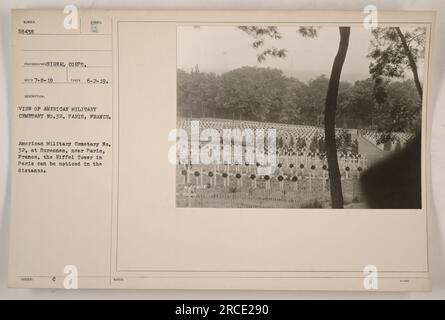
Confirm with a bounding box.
[1,0,444,299]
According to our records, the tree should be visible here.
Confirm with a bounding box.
[289,136,295,148]
[177,69,222,118]
[322,27,350,208]
[318,137,326,153]
[336,129,352,154]
[219,67,292,122]
[178,66,419,137]
[351,138,359,154]
[368,27,425,100]
[367,27,425,147]
[364,76,421,145]
[180,66,353,125]
[303,75,329,126]
[338,78,376,128]
[278,136,284,149]
[375,80,421,135]
[278,77,307,124]
[309,136,318,153]
[239,26,350,208]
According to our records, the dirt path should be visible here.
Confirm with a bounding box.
[357,135,389,167]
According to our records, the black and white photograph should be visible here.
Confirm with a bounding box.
[4,6,442,297]
[175,25,426,209]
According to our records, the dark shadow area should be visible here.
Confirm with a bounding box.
[360,134,421,209]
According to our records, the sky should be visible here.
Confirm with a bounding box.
[177,25,423,84]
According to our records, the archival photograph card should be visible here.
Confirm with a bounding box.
[8,9,434,291]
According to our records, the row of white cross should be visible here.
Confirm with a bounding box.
[178,151,368,170]
[180,164,363,192]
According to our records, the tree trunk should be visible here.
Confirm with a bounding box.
[395,27,423,100]
[325,27,350,209]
